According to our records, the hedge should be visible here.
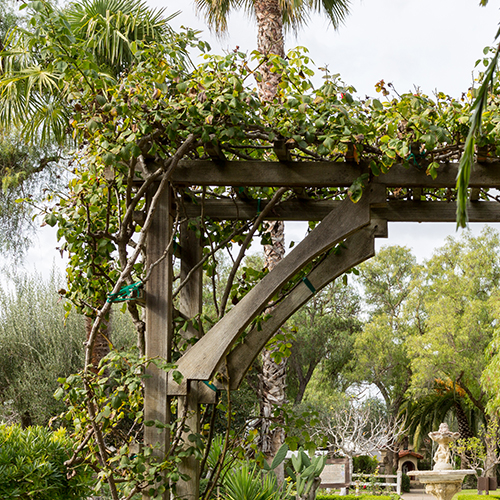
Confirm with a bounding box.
[317,495,399,500]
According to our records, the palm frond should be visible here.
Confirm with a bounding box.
[65,0,178,74]
[280,0,351,31]
[194,0,242,34]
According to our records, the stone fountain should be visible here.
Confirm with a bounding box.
[413,423,475,500]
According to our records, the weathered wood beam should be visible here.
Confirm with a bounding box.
[170,160,500,188]
[470,188,480,202]
[144,187,172,500]
[177,223,202,500]
[218,221,386,390]
[273,139,291,162]
[179,199,500,223]
[167,185,385,395]
[204,141,226,163]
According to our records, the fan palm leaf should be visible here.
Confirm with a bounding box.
[66,0,178,74]
[195,0,350,35]
[0,0,178,145]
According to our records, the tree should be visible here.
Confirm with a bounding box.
[194,0,351,475]
[0,267,137,426]
[350,245,421,470]
[0,0,176,145]
[287,280,360,404]
[407,228,500,477]
[311,398,404,460]
[1,0,182,368]
[352,246,420,418]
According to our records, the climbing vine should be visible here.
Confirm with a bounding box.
[3,0,500,496]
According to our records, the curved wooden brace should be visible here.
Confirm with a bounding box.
[218,220,386,390]
[167,184,385,394]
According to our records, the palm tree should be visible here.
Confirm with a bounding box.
[195,0,350,100]
[194,0,351,478]
[0,0,177,145]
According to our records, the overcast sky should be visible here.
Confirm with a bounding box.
[20,0,500,277]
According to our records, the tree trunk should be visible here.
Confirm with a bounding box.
[259,220,287,482]
[484,416,499,478]
[254,0,288,483]
[254,0,285,101]
[454,400,473,440]
[85,307,111,372]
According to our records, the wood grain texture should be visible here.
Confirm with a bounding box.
[177,223,203,500]
[180,199,500,223]
[170,160,500,188]
[144,186,172,500]
[167,185,385,393]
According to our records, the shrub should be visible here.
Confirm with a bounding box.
[222,463,292,500]
[0,424,92,499]
[402,473,410,493]
[353,455,379,474]
[0,269,137,426]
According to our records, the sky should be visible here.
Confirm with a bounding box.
[19,0,500,277]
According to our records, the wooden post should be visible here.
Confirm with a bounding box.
[144,186,172,500]
[177,222,203,500]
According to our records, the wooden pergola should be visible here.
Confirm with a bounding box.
[143,158,500,500]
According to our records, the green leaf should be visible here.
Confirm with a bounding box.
[172,370,183,385]
[45,213,57,227]
[427,161,439,180]
[270,443,289,470]
[369,160,380,176]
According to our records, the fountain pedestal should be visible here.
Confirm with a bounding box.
[411,424,475,500]
[413,470,475,500]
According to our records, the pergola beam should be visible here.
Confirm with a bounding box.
[171,160,500,188]
[167,185,385,395]
[179,199,500,223]
[218,221,387,391]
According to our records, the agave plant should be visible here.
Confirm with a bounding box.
[222,462,292,500]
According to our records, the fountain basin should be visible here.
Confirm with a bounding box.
[412,470,476,500]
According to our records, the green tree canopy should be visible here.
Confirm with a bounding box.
[287,280,361,404]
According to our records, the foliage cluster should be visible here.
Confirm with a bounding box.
[401,473,410,494]
[55,349,190,500]
[0,269,84,425]
[353,455,379,474]
[0,423,92,500]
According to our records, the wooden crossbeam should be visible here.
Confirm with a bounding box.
[179,199,500,223]
[470,188,481,202]
[217,221,386,390]
[167,185,385,395]
[170,160,500,188]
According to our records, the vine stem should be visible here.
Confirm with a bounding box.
[84,134,195,370]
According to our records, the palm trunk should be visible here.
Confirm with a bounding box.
[258,219,287,482]
[254,0,287,482]
[254,0,284,101]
